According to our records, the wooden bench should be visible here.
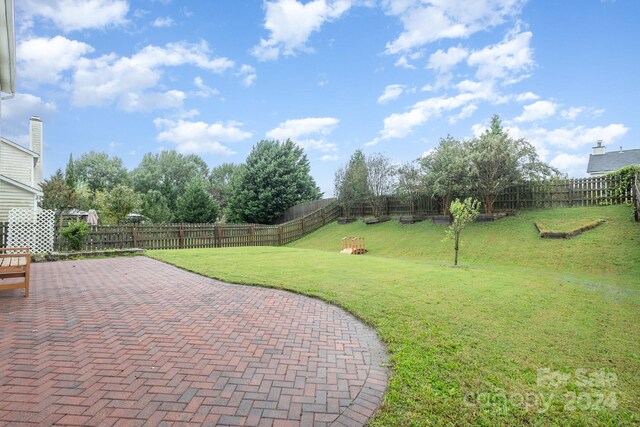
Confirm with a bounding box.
[0,247,31,297]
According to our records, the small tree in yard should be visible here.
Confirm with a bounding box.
[445,198,480,266]
[366,153,396,217]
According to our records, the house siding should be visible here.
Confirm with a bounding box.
[0,142,33,186]
[0,179,36,222]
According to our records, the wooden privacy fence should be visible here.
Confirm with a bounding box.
[59,201,340,251]
[274,198,336,224]
[634,174,640,222]
[342,175,639,217]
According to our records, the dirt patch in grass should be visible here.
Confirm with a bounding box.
[535,218,605,239]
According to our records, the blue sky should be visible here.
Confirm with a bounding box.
[2,0,638,195]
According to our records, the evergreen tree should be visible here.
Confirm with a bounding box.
[226,140,322,223]
[65,154,76,189]
[174,179,219,223]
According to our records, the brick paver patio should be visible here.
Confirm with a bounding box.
[0,257,388,426]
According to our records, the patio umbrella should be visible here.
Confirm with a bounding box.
[87,209,99,227]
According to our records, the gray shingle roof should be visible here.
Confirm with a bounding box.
[587,148,640,174]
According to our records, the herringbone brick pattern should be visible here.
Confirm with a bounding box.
[0,257,387,426]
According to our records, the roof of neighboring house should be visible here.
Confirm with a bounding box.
[0,173,43,196]
[587,148,640,174]
[0,137,39,158]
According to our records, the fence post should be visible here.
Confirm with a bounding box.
[278,225,283,246]
[131,225,138,248]
[250,224,255,245]
[179,224,185,249]
[569,179,574,207]
[301,218,305,235]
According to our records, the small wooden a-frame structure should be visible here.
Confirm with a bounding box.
[340,237,366,255]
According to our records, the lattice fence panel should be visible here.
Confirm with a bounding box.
[7,208,55,253]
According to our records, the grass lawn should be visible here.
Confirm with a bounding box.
[148,205,640,425]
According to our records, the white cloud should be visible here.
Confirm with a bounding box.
[267,117,339,139]
[267,117,339,152]
[549,153,589,178]
[237,65,257,87]
[193,76,219,98]
[152,17,175,28]
[383,0,525,54]
[119,90,186,112]
[19,0,129,32]
[427,46,468,72]
[72,41,234,111]
[448,104,477,124]
[378,84,406,104]
[1,93,57,123]
[296,139,339,152]
[506,123,629,150]
[0,94,57,143]
[394,55,416,69]
[370,76,515,145]
[467,29,534,83]
[18,36,95,85]
[515,100,558,123]
[560,107,588,121]
[252,0,352,61]
[516,91,539,102]
[320,154,340,161]
[369,92,479,144]
[154,118,252,155]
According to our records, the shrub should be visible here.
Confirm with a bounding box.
[61,220,89,251]
[604,165,640,204]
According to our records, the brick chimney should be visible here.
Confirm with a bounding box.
[29,116,42,186]
[592,140,606,155]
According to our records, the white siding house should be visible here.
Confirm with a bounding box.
[0,117,44,222]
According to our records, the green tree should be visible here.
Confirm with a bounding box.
[334,149,370,218]
[174,179,219,223]
[96,185,141,224]
[73,181,95,212]
[40,169,77,225]
[65,154,76,189]
[226,140,322,223]
[141,190,173,224]
[209,163,243,212]
[395,161,424,215]
[421,135,471,215]
[131,151,209,215]
[445,198,481,266]
[366,153,396,217]
[469,115,558,213]
[74,151,129,192]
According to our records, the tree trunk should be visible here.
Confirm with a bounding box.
[443,194,452,215]
[454,232,459,266]
[484,194,496,214]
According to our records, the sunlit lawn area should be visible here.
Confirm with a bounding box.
[148,205,640,425]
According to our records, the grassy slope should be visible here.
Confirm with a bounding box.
[149,205,640,426]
